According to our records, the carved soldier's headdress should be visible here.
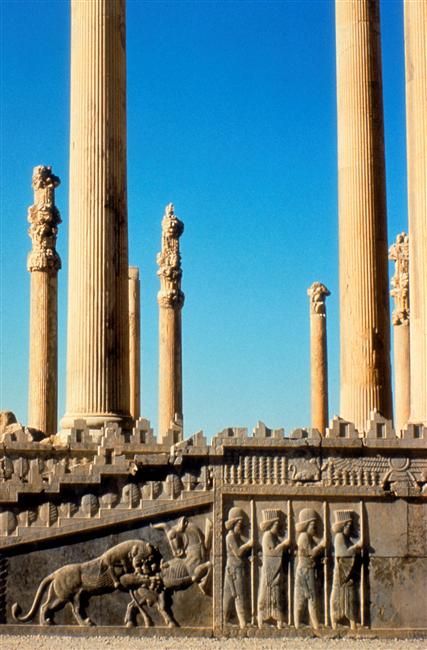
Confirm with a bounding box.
[332,509,353,533]
[296,508,317,533]
[225,507,245,530]
[260,508,280,531]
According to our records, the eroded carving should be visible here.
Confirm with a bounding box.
[157,203,184,309]
[27,166,61,273]
[307,282,330,315]
[389,232,409,326]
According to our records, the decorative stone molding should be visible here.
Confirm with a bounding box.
[307,282,330,315]
[27,165,61,273]
[157,203,185,309]
[389,232,409,326]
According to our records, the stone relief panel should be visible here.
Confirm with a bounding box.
[6,512,213,628]
[221,499,369,632]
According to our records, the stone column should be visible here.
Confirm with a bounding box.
[336,0,392,432]
[307,282,330,434]
[389,233,410,435]
[62,0,130,433]
[128,266,141,421]
[404,0,427,425]
[27,166,61,437]
[157,203,184,442]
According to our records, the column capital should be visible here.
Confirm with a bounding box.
[157,203,185,309]
[27,165,61,273]
[307,282,330,315]
[389,232,409,326]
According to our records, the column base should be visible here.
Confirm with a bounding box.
[59,412,134,443]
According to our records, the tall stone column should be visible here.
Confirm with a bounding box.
[404,0,427,425]
[157,204,184,442]
[27,166,61,437]
[62,0,131,433]
[336,0,392,432]
[389,233,410,435]
[128,266,141,422]
[307,282,330,434]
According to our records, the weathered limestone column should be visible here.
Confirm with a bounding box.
[389,233,410,435]
[128,266,141,422]
[307,282,330,434]
[336,0,392,432]
[404,0,427,425]
[27,166,61,436]
[62,0,131,432]
[157,204,184,442]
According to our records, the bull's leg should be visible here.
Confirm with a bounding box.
[125,599,153,628]
[157,591,177,628]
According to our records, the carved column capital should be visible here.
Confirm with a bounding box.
[389,232,409,326]
[157,203,184,310]
[27,165,62,273]
[307,282,330,315]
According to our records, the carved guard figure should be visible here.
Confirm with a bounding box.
[223,507,253,629]
[257,508,290,629]
[330,509,362,630]
[294,508,326,630]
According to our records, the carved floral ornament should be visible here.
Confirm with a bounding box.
[157,202,185,309]
[307,281,330,314]
[388,232,409,326]
[27,165,61,273]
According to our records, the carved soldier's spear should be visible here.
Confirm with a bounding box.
[360,500,365,627]
[250,498,256,626]
[323,500,329,627]
[287,499,293,626]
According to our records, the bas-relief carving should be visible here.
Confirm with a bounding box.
[293,507,326,630]
[11,514,213,628]
[223,507,253,629]
[27,166,61,273]
[257,508,290,629]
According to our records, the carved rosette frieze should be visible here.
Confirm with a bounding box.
[157,203,185,310]
[307,282,330,315]
[389,232,409,326]
[27,166,61,273]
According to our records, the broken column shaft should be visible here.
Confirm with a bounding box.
[27,166,61,437]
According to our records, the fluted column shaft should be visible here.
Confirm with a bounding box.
[128,266,141,421]
[336,0,392,432]
[27,166,61,436]
[404,0,427,425]
[308,283,330,434]
[157,204,184,442]
[63,0,130,430]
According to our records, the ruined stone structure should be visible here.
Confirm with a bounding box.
[27,166,61,438]
[389,233,410,435]
[61,0,131,435]
[336,0,392,432]
[404,0,427,426]
[128,266,141,422]
[0,0,426,640]
[157,204,184,444]
[307,283,330,435]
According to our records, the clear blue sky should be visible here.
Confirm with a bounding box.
[0,0,407,438]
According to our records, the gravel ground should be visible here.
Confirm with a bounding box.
[2,636,426,650]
